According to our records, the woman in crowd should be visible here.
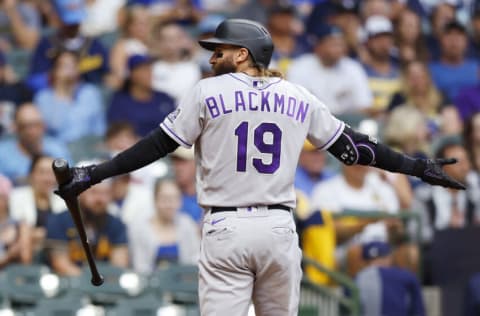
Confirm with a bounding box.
[33,49,106,144]
[0,174,31,268]
[9,155,65,260]
[108,4,151,89]
[394,9,428,64]
[388,60,461,136]
[128,179,200,274]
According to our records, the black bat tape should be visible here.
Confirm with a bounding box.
[52,159,104,286]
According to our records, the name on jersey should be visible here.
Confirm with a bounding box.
[205,91,310,123]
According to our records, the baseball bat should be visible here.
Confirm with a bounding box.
[52,159,104,286]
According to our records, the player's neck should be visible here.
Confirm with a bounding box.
[237,64,260,77]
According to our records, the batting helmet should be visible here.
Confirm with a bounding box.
[198,19,274,68]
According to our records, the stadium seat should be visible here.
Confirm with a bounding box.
[69,263,147,306]
[0,264,68,306]
[149,264,199,305]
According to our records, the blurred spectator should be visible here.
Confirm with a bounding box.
[103,122,169,189]
[0,174,31,268]
[468,4,480,59]
[361,15,401,116]
[266,3,307,75]
[80,0,126,37]
[413,136,480,245]
[230,0,277,26]
[128,179,200,274]
[464,111,480,171]
[455,80,480,122]
[109,172,155,226]
[148,0,202,25]
[355,241,425,316]
[170,146,203,223]
[394,9,428,64]
[388,60,456,137]
[151,21,201,102]
[429,20,479,101]
[294,140,334,198]
[383,106,430,158]
[28,0,109,91]
[108,4,150,89]
[425,2,456,61]
[310,163,401,274]
[34,49,106,144]
[360,0,391,20]
[306,1,361,59]
[107,54,175,137]
[0,50,33,136]
[47,174,128,276]
[0,0,40,51]
[0,103,71,185]
[9,155,66,261]
[465,272,480,316]
[288,24,372,115]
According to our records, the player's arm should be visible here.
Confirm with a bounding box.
[55,127,180,197]
[327,125,465,190]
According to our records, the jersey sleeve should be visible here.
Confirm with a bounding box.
[304,89,345,150]
[160,82,204,148]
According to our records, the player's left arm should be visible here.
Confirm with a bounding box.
[327,125,466,190]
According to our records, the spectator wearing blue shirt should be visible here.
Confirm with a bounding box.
[33,49,106,144]
[356,241,426,316]
[294,140,334,198]
[46,174,128,276]
[107,54,175,137]
[429,20,479,101]
[171,146,203,223]
[0,103,71,185]
[27,0,109,92]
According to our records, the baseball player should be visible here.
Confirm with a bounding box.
[56,19,465,316]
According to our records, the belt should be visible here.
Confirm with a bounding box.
[210,204,291,214]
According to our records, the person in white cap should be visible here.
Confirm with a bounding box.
[361,15,402,116]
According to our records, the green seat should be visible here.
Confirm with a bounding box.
[24,295,90,316]
[107,293,164,316]
[149,264,199,305]
[0,264,67,306]
[69,263,147,305]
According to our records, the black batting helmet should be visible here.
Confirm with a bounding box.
[198,19,274,68]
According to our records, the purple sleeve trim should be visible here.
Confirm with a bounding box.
[160,122,193,148]
[357,143,376,165]
[317,122,345,150]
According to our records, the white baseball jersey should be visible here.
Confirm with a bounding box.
[160,72,344,208]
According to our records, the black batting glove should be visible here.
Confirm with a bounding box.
[413,158,466,190]
[54,165,98,200]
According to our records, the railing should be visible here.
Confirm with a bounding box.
[301,256,361,316]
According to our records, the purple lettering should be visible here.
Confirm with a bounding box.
[235,91,246,112]
[287,97,296,117]
[261,91,270,112]
[205,96,220,118]
[296,101,309,123]
[248,91,258,111]
[219,94,232,114]
[274,93,285,114]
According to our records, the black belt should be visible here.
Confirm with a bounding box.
[211,204,291,214]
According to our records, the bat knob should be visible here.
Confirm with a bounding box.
[91,275,104,286]
[52,159,73,186]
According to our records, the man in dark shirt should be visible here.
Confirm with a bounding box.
[107,54,176,137]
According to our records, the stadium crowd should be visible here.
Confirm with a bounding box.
[1,0,480,314]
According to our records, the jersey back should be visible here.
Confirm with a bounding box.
[160,72,344,208]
